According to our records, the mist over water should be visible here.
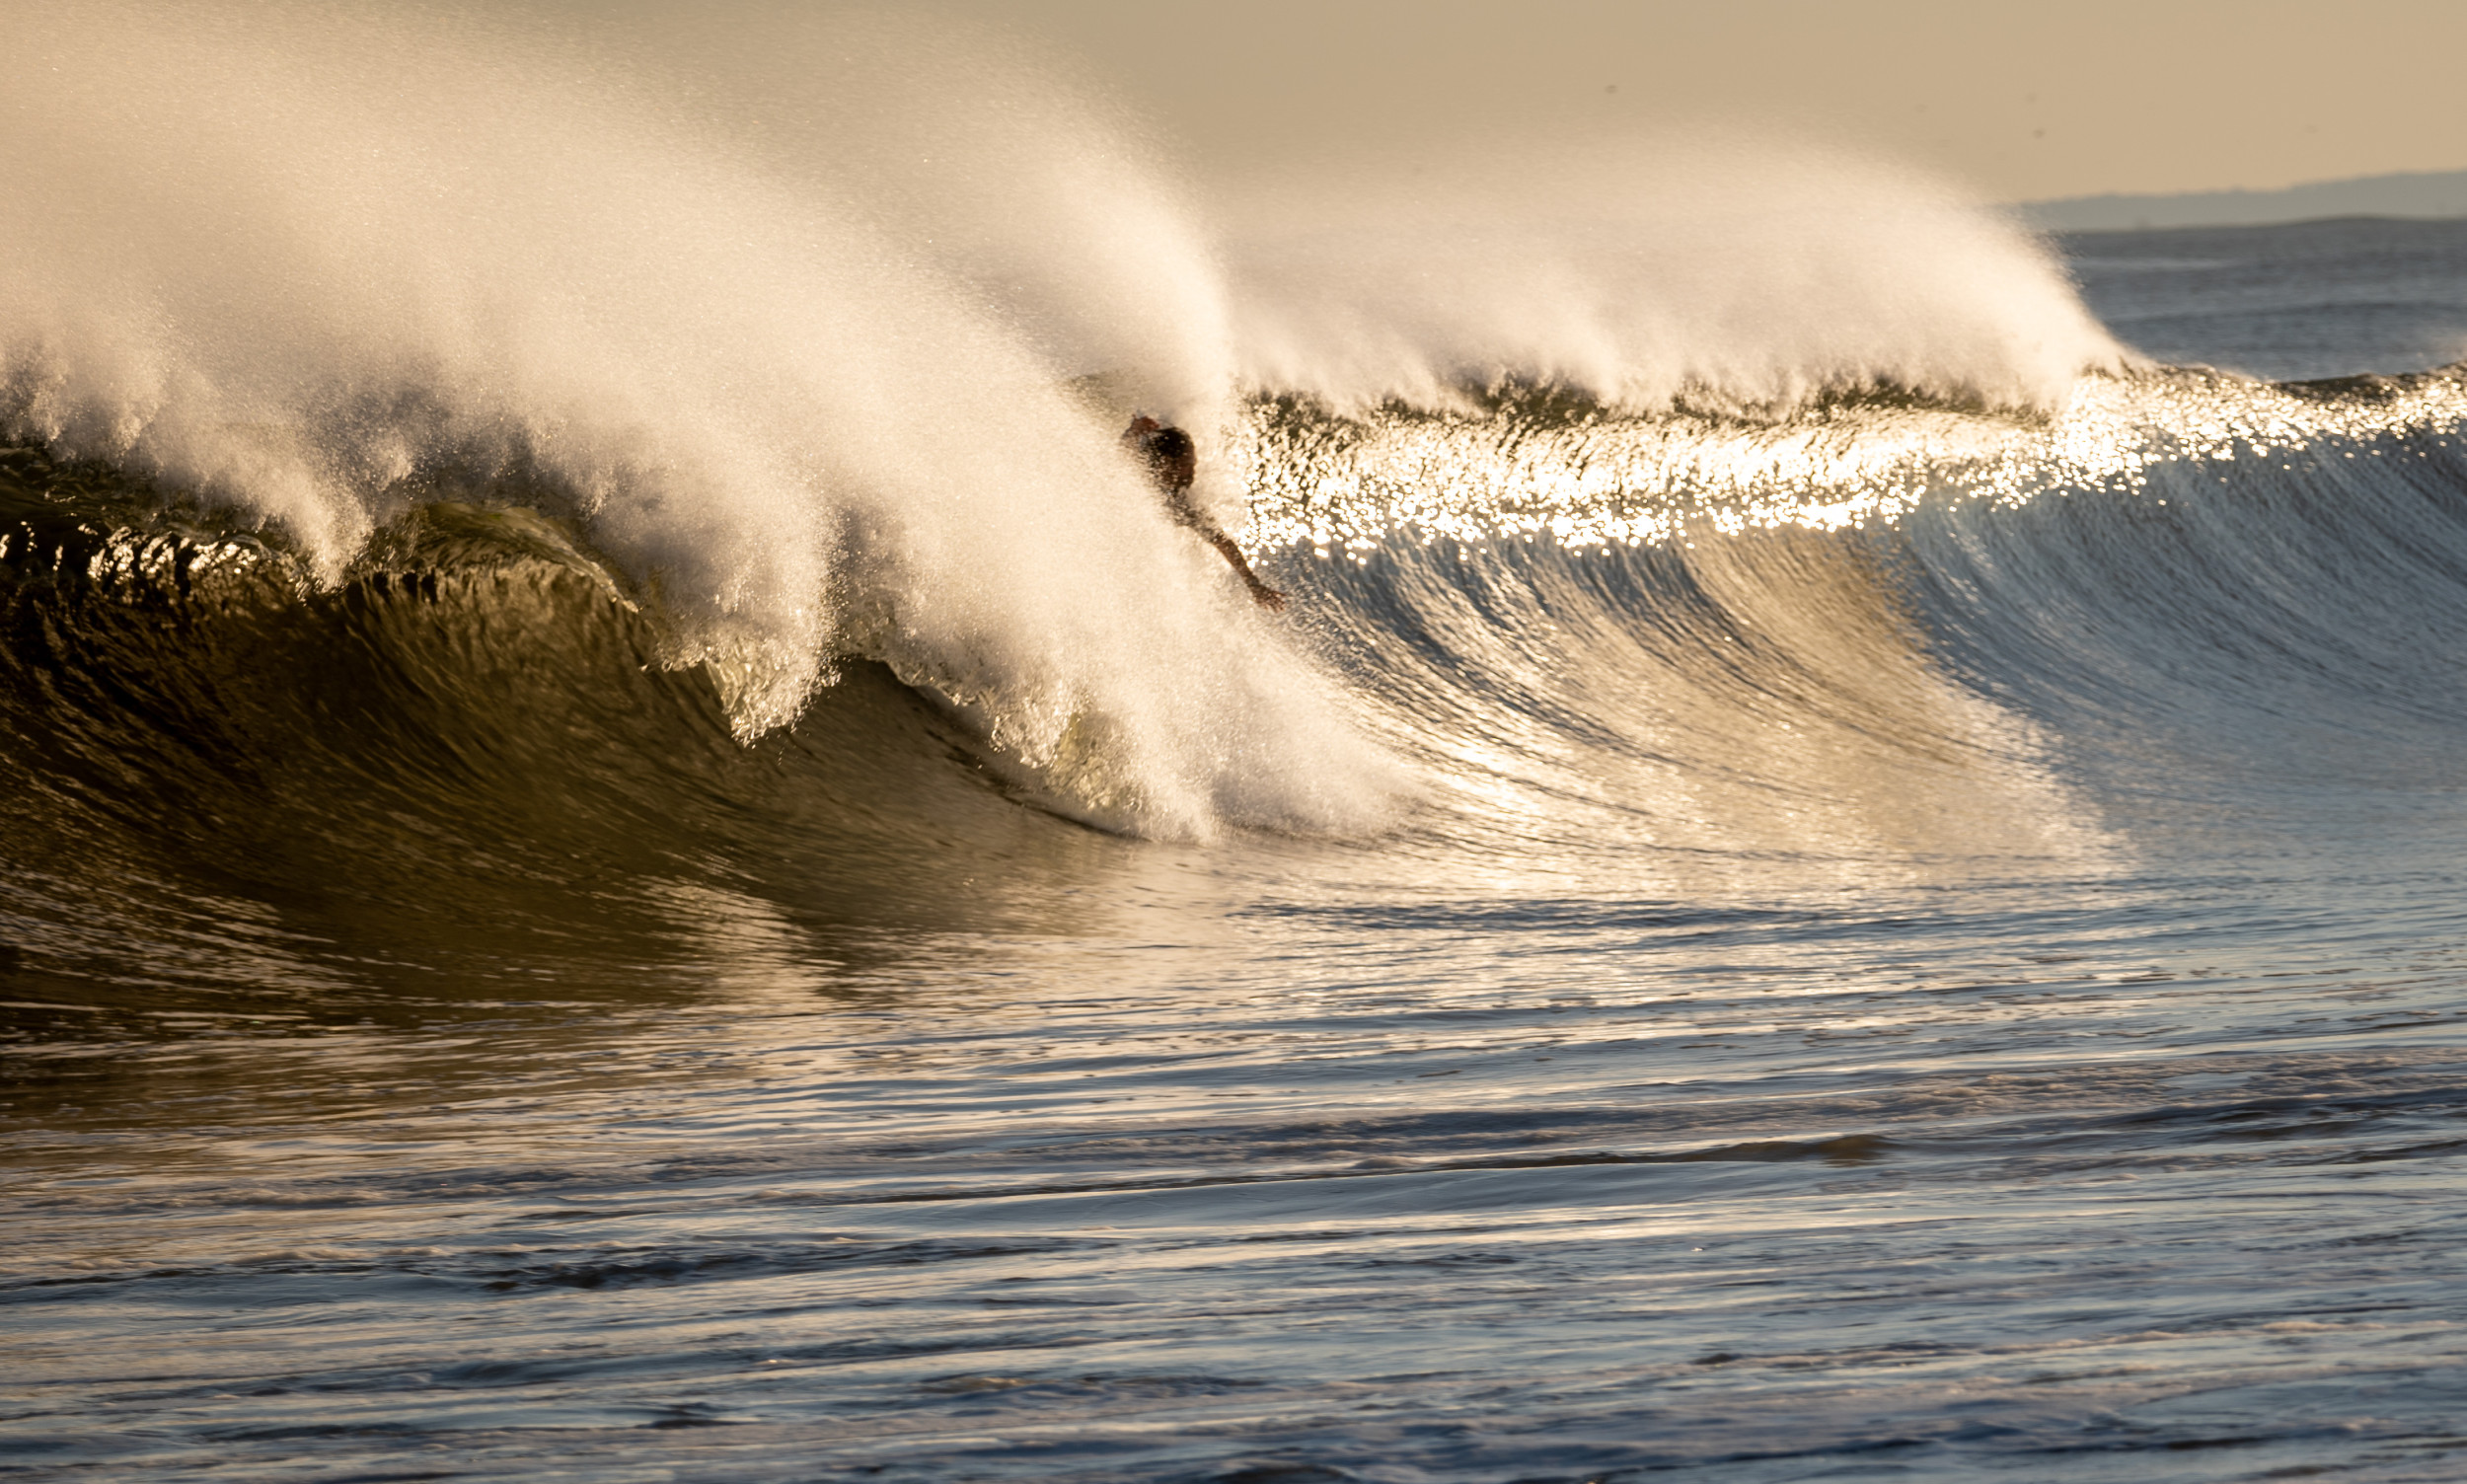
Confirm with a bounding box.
[1223,142,2129,413]
[10,5,2467,1483]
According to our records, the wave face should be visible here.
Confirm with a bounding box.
[1254,369,2467,885]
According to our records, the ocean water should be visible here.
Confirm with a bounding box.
[9,9,2467,1482]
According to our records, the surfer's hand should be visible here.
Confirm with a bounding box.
[1251,582,1288,613]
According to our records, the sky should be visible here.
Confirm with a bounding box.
[945,0,2467,204]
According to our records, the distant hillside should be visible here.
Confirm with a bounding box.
[2017,169,2467,233]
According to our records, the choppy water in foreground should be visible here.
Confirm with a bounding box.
[11,218,2467,1482]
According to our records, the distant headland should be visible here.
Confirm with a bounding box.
[2016,168,2467,233]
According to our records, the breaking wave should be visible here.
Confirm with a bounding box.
[12,2,2467,1003]
[0,3,2129,842]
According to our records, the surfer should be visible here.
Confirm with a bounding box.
[1123,415,1287,612]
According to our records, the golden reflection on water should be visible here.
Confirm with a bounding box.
[1245,368,2467,554]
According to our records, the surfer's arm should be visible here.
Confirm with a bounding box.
[1163,486,1286,611]
[1204,530,1288,612]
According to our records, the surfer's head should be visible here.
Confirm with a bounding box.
[1146,426,1196,491]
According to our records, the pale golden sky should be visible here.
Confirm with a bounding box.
[954,0,2467,202]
